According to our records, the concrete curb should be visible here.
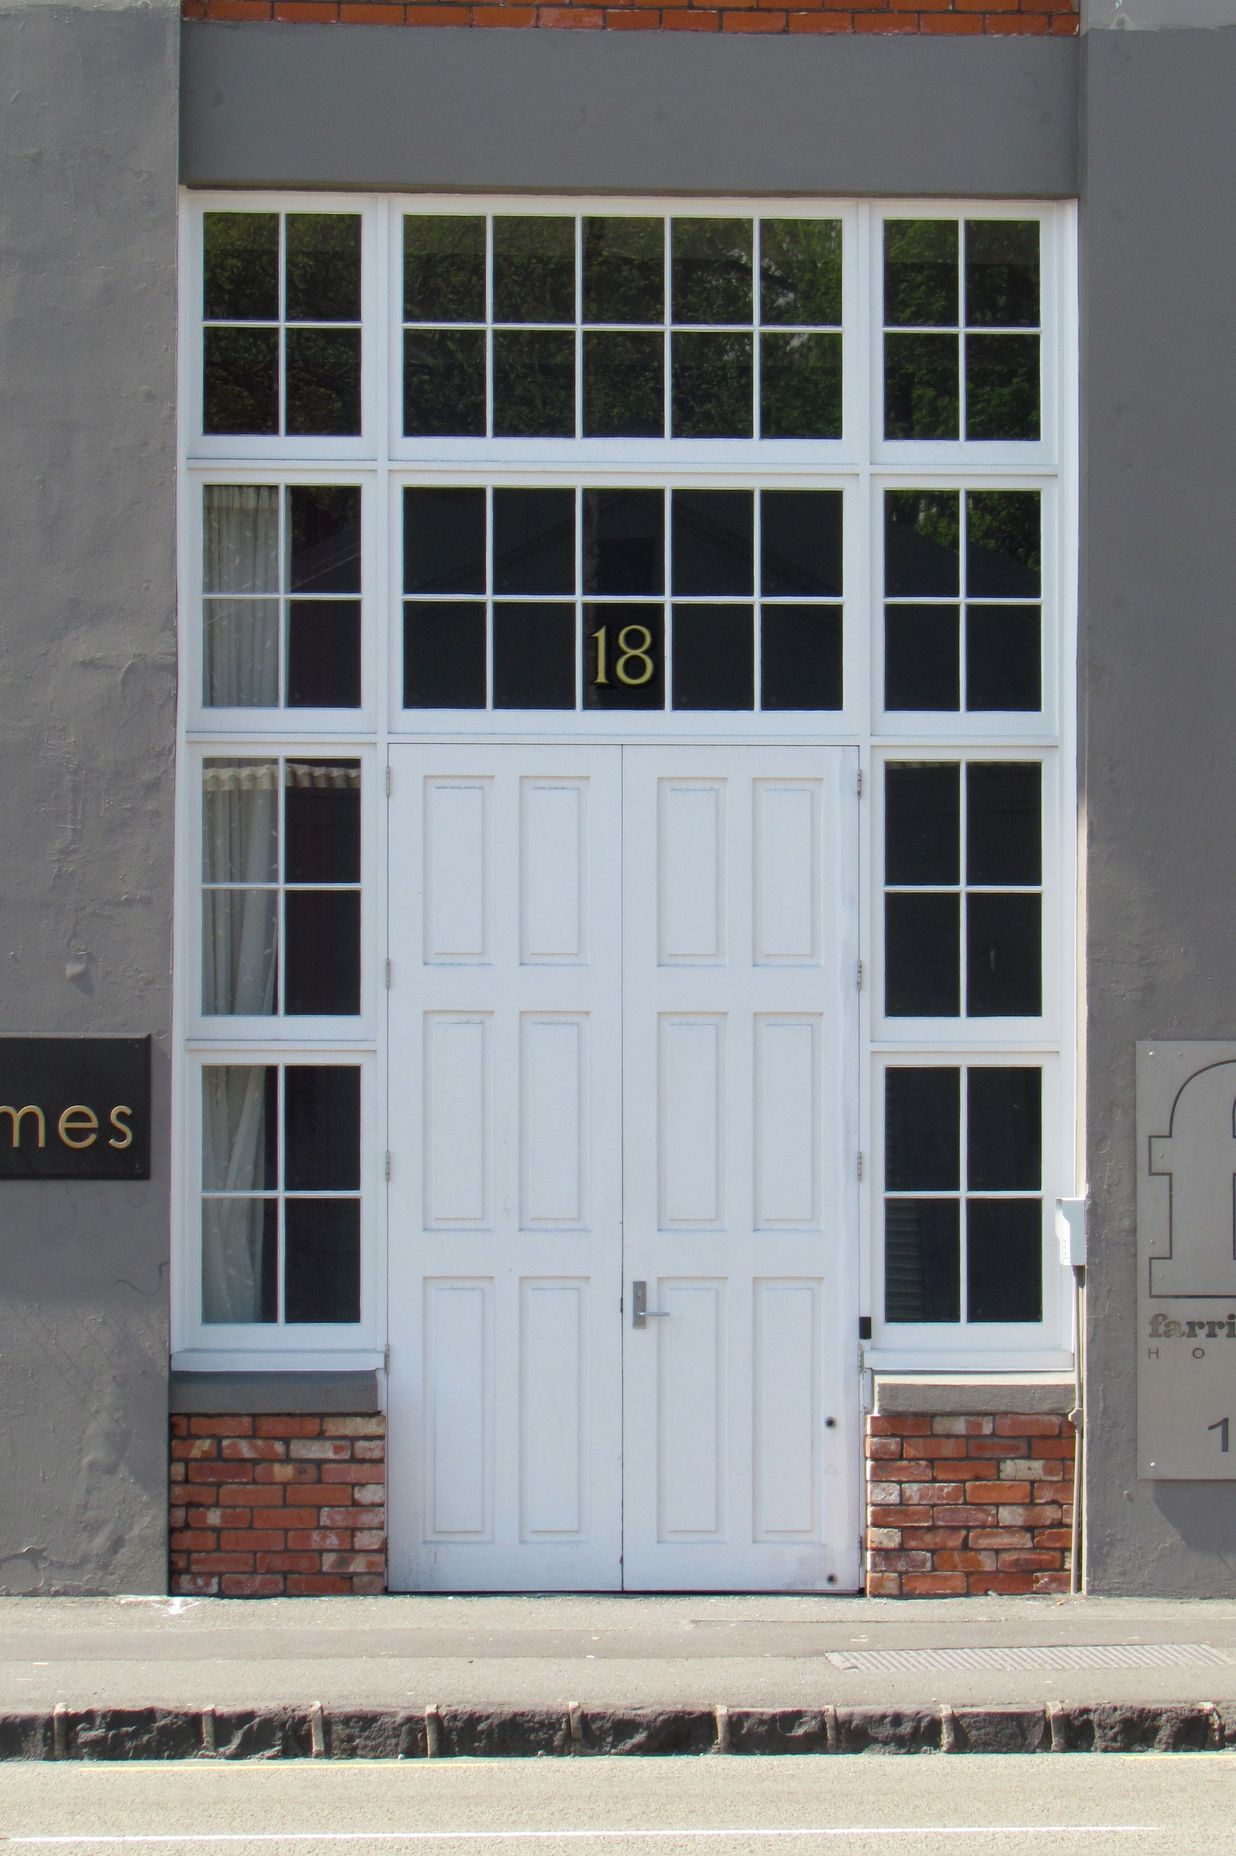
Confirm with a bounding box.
[1,1701,1234,1760]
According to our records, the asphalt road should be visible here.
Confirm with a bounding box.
[0,1754,1232,1856]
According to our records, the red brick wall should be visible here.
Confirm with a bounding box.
[866,1410,1074,1597]
[170,1415,386,1597]
[184,0,1079,35]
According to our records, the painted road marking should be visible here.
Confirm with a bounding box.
[0,1827,1159,1845]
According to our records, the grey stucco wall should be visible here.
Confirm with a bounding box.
[1081,24,1236,1595]
[0,0,179,1592]
[1086,0,1236,26]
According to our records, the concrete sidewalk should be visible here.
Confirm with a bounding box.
[3,1594,1236,1758]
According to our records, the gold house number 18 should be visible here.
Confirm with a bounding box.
[591,624,656,689]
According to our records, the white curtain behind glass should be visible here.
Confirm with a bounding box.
[202,761,279,1017]
[203,486,280,708]
[202,1066,271,1324]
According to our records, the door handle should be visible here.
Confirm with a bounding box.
[631,1281,670,1329]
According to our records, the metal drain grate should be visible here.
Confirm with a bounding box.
[824,1642,1236,1674]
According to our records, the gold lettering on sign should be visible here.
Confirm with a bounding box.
[0,1105,46,1149]
[58,1105,99,1150]
[108,1105,133,1150]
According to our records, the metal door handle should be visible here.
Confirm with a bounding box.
[632,1281,670,1329]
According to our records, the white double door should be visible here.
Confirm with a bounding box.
[387,743,860,1592]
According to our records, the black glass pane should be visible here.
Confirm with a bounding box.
[404,487,486,595]
[966,491,1041,598]
[403,330,485,439]
[493,604,576,710]
[204,213,278,321]
[885,1200,960,1323]
[760,333,842,439]
[761,606,842,712]
[965,334,1040,441]
[583,217,664,324]
[493,331,575,438]
[584,490,664,595]
[885,763,960,885]
[968,1068,1041,1192]
[404,216,485,323]
[885,334,960,441]
[885,491,960,598]
[672,605,754,712]
[204,327,278,436]
[285,215,361,323]
[290,487,361,594]
[884,221,959,327]
[967,762,1040,885]
[403,602,486,709]
[285,1065,360,1191]
[966,894,1041,1017]
[583,332,664,437]
[965,220,1040,328]
[493,217,575,324]
[886,1068,960,1192]
[671,333,753,438]
[761,491,842,597]
[885,605,959,712]
[885,894,960,1017]
[584,604,664,711]
[285,890,360,1016]
[285,1199,360,1324]
[285,328,361,437]
[288,601,361,709]
[672,490,753,596]
[966,1198,1041,1323]
[967,606,1041,712]
[760,220,842,327]
[671,219,752,325]
[285,761,361,883]
[493,489,575,594]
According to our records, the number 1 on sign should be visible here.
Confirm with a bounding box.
[1208,1417,1230,1453]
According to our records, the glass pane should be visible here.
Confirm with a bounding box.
[583,217,664,324]
[404,487,486,595]
[204,600,280,709]
[285,1065,360,1191]
[287,601,361,709]
[671,219,752,325]
[285,1199,361,1324]
[966,606,1040,713]
[493,216,575,324]
[966,1199,1042,1323]
[284,760,360,883]
[967,762,1040,885]
[967,894,1041,1017]
[885,1068,959,1192]
[202,1064,277,1191]
[204,327,278,436]
[204,485,279,594]
[885,491,960,598]
[583,332,664,438]
[493,604,576,710]
[584,489,664,595]
[492,330,575,438]
[760,332,842,439]
[761,490,842,598]
[285,215,361,323]
[672,605,754,712]
[884,220,958,328]
[672,490,753,596]
[965,333,1040,441]
[493,489,575,594]
[885,1199,960,1323]
[202,1197,277,1324]
[761,606,842,712]
[968,1067,1041,1192]
[203,889,278,1016]
[885,893,960,1017]
[204,212,278,321]
[966,491,1041,598]
[285,329,361,438]
[885,763,959,886]
[404,215,485,323]
[965,220,1039,328]
[584,605,664,711]
[760,219,841,327]
[884,605,959,712]
[403,330,485,438]
[203,760,278,884]
[403,602,486,709]
[289,487,360,594]
[884,333,959,441]
[671,332,753,438]
[285,890,361,1016]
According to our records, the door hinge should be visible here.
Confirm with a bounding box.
[385,959,392,990]
[856,960,864,991]
[384,1342,392,1375]
[856,767,863,799]
[857,1151,864,1183]
[386,765,393,798]
[385,1151,392,1183]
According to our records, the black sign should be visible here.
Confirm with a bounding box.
[0,1038,151,1180]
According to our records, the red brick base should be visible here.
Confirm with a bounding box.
[170,1415,386,1597]
[865,1410,1074,1597]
